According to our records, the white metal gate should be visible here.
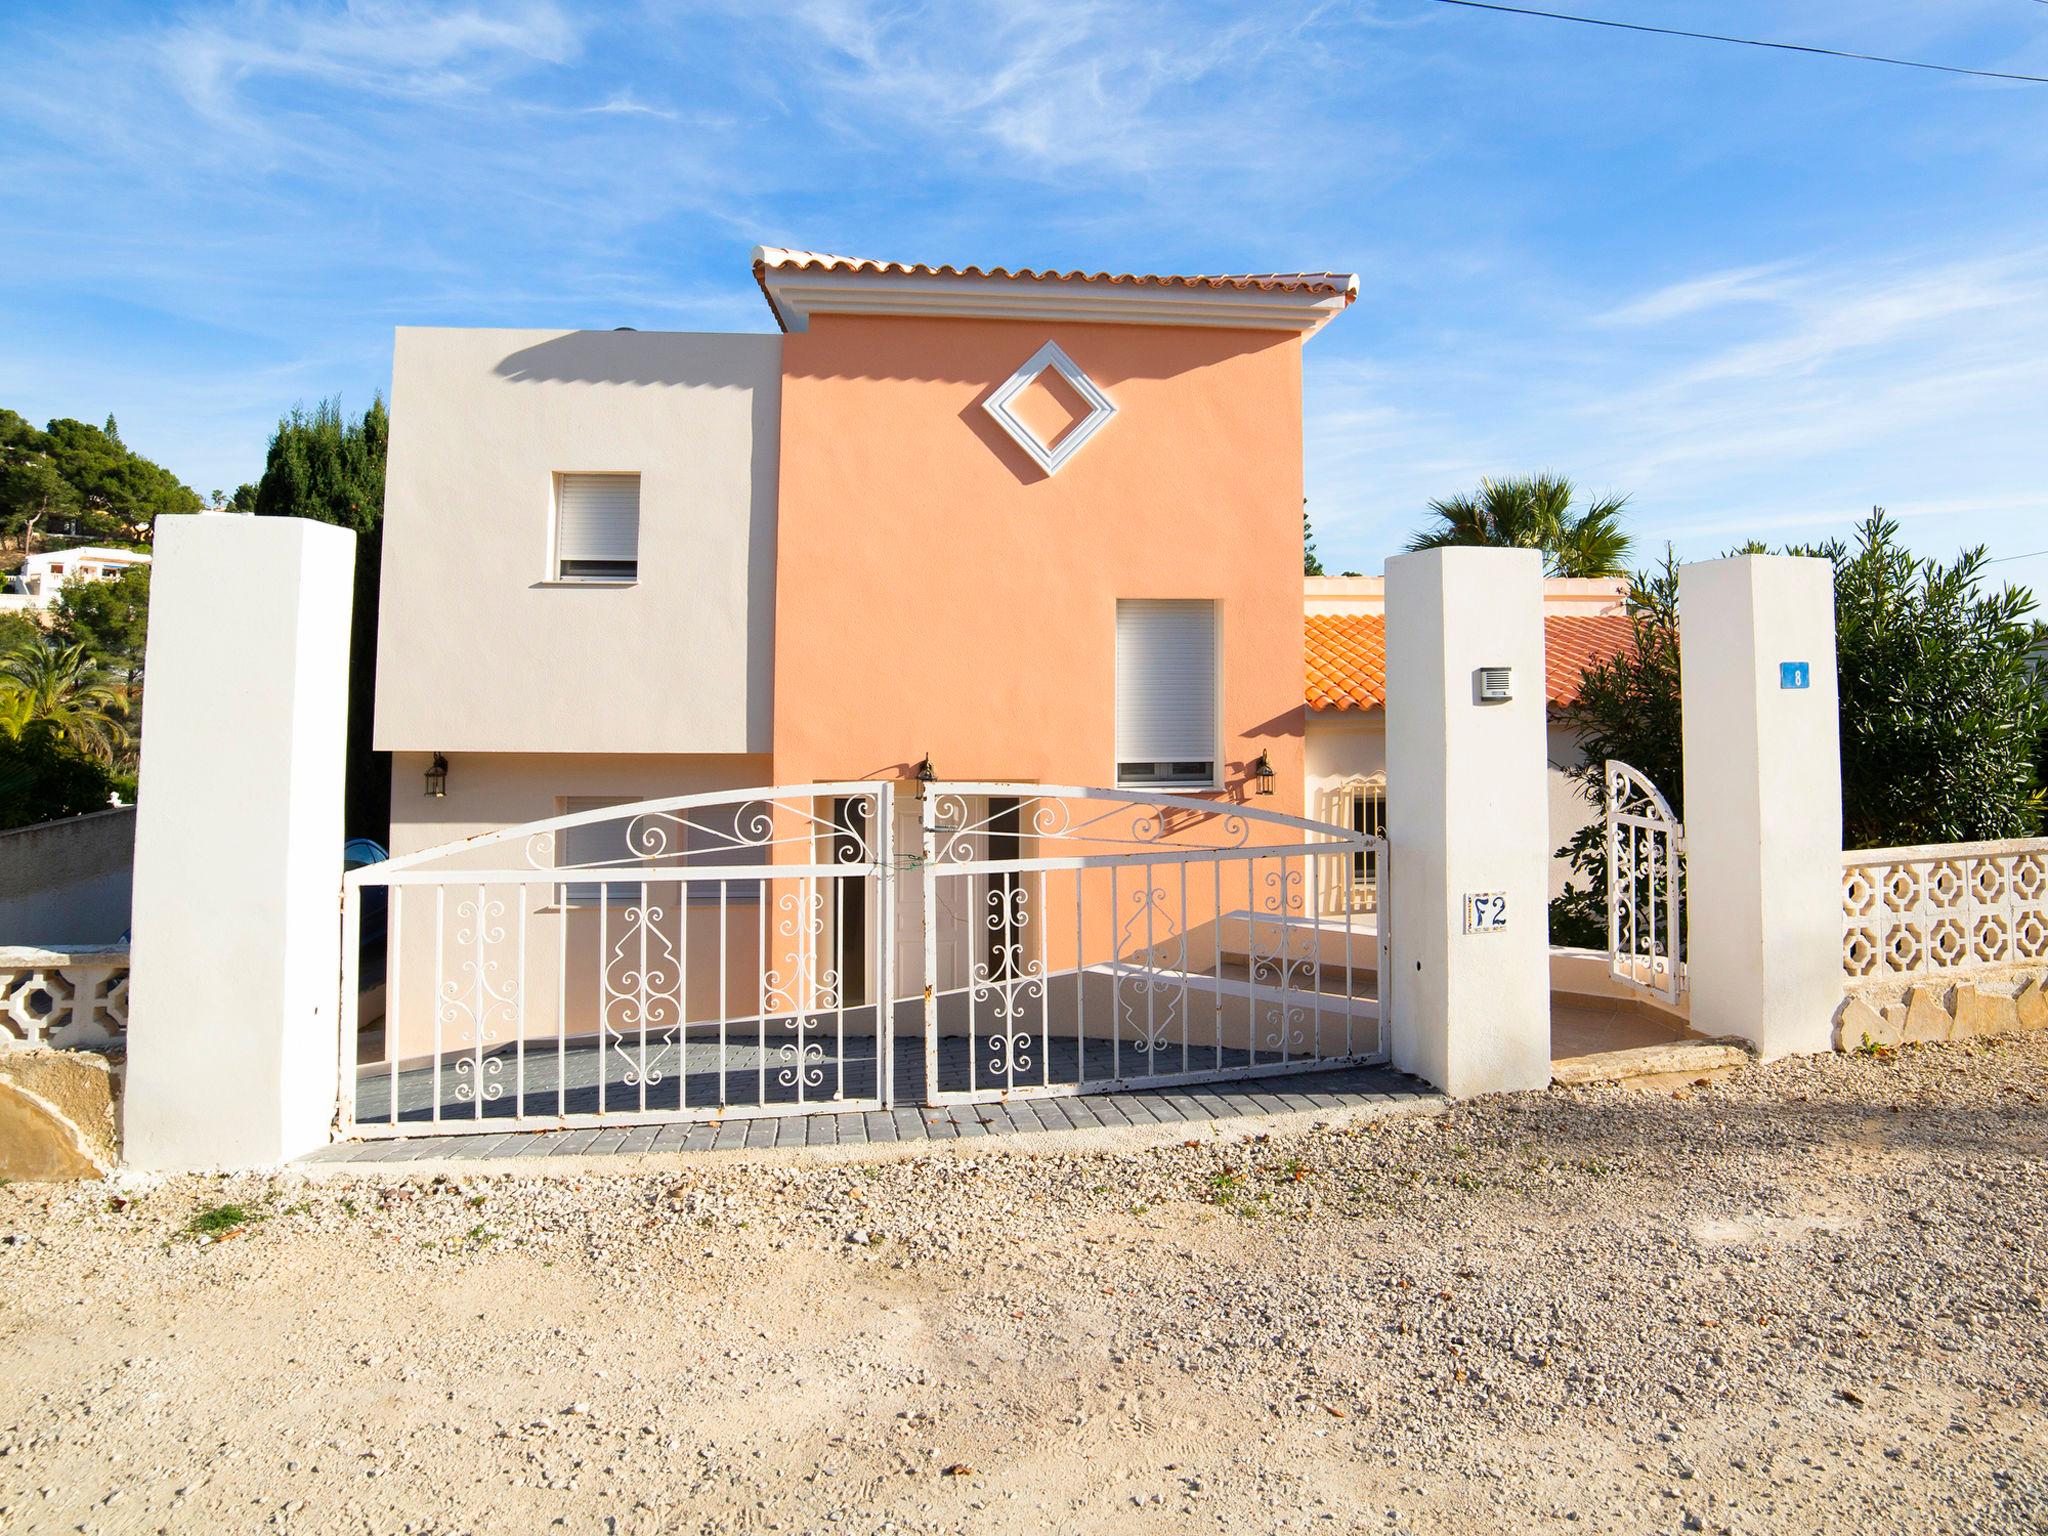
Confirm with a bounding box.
[341,784,895,1138]
[339,781,1386,1136]
[918,783,1388,1104]
[1605,759,1685,1004]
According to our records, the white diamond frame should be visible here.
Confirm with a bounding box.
[982,341,1117,475]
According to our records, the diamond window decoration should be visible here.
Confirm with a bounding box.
[982,341,1117,475]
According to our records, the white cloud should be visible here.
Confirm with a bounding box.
[1305,241,2048,574]
[735,0,1372,187]
[156,0,583,121]
[1595,261,1795,326]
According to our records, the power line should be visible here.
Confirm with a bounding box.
[1987,548,2048,565]
[1423,0,2048,85]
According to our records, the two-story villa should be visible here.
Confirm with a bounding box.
[376,249,1355,863]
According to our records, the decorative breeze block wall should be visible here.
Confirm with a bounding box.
[1842,839,2048,980]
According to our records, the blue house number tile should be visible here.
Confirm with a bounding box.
[1779,661,1810,690]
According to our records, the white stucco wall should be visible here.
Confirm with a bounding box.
[1678,556,1843,1059]
[375,328,781,755]
[126,515,354,1170]
[1303,711,1384,828]
[385,750,773,859]
[1384,548,1552,1097]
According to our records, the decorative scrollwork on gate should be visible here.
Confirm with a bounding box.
[971,880,1045,1079]
[1113,878,1186,1057]
[442,895,518,1103]
[929,788,1253,865]
[601,898,681,1089]
[1248,863,1313,1055]
[762,883,841,1093]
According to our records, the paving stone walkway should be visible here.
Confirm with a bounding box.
[302,1063,1438,1164]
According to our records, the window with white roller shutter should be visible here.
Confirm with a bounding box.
[553,473,640,581]
[1115,599,1219,789]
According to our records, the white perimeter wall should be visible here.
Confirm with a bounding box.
[0,807,135,945]
[375,328,781,756]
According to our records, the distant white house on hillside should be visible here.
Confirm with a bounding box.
[0,546,151,614]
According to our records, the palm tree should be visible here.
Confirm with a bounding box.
[1406,473,1633,578]
[0,634,130,763]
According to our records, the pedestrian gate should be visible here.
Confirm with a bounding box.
[1604,759,1686,1004]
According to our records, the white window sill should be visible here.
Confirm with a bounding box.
[535,578,637,589]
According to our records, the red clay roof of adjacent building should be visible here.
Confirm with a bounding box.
[1305,614,1390,711]
[1305,613,1635,713]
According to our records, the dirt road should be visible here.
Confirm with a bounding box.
[2,1035,2044,1534]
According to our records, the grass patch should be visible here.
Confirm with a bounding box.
[185,1202,256,1239]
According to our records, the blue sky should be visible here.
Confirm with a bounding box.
[2,1,2045,588]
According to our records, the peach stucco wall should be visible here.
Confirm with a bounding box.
[769,314,1308,813]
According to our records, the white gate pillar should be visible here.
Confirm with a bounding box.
[125,514,356,1170]
[1678,555,1841,1059]
[1385,547,1552,1096]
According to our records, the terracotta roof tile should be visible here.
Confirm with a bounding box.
[1305,614,1388,711]
[1305,613,1634,713]
[753,247,1358,298]
[1542,615,1635,709]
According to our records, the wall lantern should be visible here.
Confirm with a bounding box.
[424,752,449,798]
[915,752,936,800]
[1253,750,1277,796]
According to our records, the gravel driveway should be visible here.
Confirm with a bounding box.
[2,1034,2044,1535]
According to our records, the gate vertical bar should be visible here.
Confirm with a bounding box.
[1342,858,1355,1057]
[1279,856,1292,1065]
[514,885,527,1119]
[430,885,444,1124]
[717,882,729,1108]
[1377,838,1393,1061]
[471,882,486,1120]
[920,786,939,1106]
[756,883,768,1107]
[637,879,650,1114]
[877,782,896,1110]
[1039,867,1050,1087]
[1664,829,1684,1004]
[1178,860,1190,1076]
[597,882,609,1117]
[1072,861,1086,1087]
[338,882,361,1136]
[553,881,566,1119]
[1605,770,1623,983]
[676,878,689,1111]
[1212,857,1224,1070]
[1308,857,1322,1060]
[387,885,402,1129]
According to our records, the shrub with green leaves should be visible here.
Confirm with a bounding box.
[1549,512,2047,946]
